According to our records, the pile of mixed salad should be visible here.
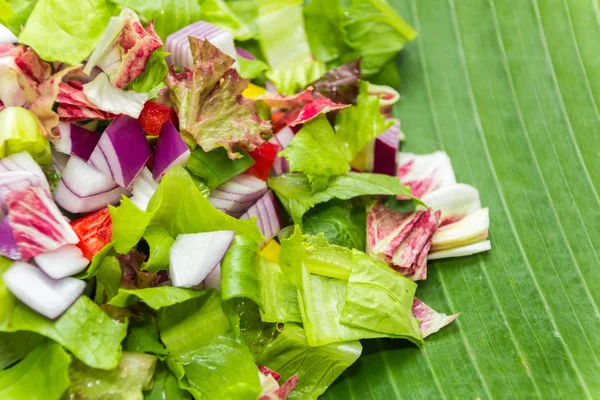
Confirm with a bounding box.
[0,0,491,399]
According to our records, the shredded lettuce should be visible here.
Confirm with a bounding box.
[258,257,302,323]
[0,339,70,400]
[18,0,110,65]
[0,106,51,164]
[268,172,414,224]
[185,147,254,190]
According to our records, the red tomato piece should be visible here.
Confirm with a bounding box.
[70,208,112,260]
[246,141,279,181]
[138,101,178,136]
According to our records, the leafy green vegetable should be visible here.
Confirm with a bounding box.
[76,243,115,279]
[128,50,169,94]
[140,225,174,272]
[123,318,168,356]
[108,287,207,309]
[185,147,254,190]
[257,323,361,400]
[0,295,127,370]
[145,363,192,400]
[220,235,263,308]
[200,0,255,40]
[66,352,156,399]
[268,172,413,224]
[303,202,365,250]
[0,0,36,36]
[0,332,41,369]
[265,61,326,96]
[258,257,302,323]
[0,107,51,164]
[18,0,110,64]
[94,255,122,304]
[110,166,263,253]
[237,57,270,80]
[158,290,231,356]
[280,116,350,192]
[168,334,261,400]
[0,340,70,400]
[335,81,393,162]
[303,0,346,64]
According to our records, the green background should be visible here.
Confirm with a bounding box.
[325,0,600,398]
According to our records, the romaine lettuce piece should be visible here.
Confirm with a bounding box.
[144,362,192,400]
[123,317,168,356]
[140,225,175,272]
[108,287,208,309]
[221,235,263,308]
[0,331,41,369]
[185,147,254,190]
[303,202,365,251]
[0,106,51,164]
[258,256,302,324]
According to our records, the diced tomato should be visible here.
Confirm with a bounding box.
[138,101,178,136]
[70,208,112,260]
[246,141,279,181]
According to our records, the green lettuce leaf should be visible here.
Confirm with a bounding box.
[238,57,270,80]
[158,290,231,356]
[108,287,207,309]
[265,61,326,96]
[303,202,366,250]
[110,166,263,254]
[76,243,115,279]
[145,362,192,400]
[0,107,51,164]
[258,257,302,323]
[18,0,110,64]
[200,0,255,40]
[0,339,70,400]
[268,172,413,224]
[220,235,263,308]
[0,332,42,369]
[140,225,174,272]
[167,333,261,400]
[335,81,393,161]
[185,147,254,190]
[165,38,269,159]
[341,0,416,76]
[303,0,346,64]
[94,255,122,304]
[66,352,156,400]
[256,323,362,400]
[123,318,168,356]
[128,50,169,94]
[280,116,350,192]
[0,0,36,36]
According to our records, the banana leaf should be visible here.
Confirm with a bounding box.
[324,0,600,398]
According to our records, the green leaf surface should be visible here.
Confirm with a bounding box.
[108,287,207,309]
[0,340,70,400]
[323,0,600,398]
[123,319,168,356]
[94,255,122,304]
[141,225,175,272]
[220,235,263,308]
[144,362,191,400]
[0,332,41,370]
[185,147,254,190]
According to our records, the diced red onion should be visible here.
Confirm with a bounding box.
[130,167,158,212]
[268,126,294,176]
[209,174,268,218]
[169,231,235,288]
[88,116,151,189]
[204,263,221,291]
[240,191,281,243]
[34,244,89,279]
[0,151,49,192]
[152,120,191,180]
[6,187,79,260]
[236,47,256,60]
[54,157,129,214]
[52,151,70,174]
[165,21,237,69]
[54,122,100,161]
[0,216,20,260]
[373,119,401,176]
[3,262,85,319]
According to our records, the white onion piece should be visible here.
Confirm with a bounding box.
[240,191,281,244]
[53,122,100,161]
[34,244,90,279]
[54,157,128,213]
[3,262,85,319]
[0,24,18,45]
[52,151,70,174]
[169,231,234,288]
[269,127,294,176]
[428,240,491,261]
[204,263,221,291]
[209,174,268,218]
[130,168,158,212]
[0,216,20,260]
[152,121,190,180]
[165,21,237,69]
[0,151,49,192]
[88,116,151,189]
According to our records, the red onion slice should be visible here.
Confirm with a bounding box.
[0,151,49,192]
[268,127,294,176]
[209,174,268,218]
[54,122,100,161]
[240,191,281,244]
[152,120,191,180]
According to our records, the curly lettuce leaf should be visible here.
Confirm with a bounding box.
[110,165,263,254]
[185,147,254,190]
[280,116,350,192]
[165,38,269,159]
[18,0,111,65]
[0,339,70,400]
[123,318,168,356]
[312,59,361,105]
[265,61,326,96]
[94,255,122,304]
[66,352,156,400]
[268,172,414,224]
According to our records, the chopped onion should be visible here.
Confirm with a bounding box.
[88,116,152,189]
[236,47,255,60]
[130,167,158,212]
[165,21,237,69]
[0,216,20,260]
[54,122,100,161]
[169,231,235,288]
[3,262,85,319]
[34,244,89,279]
[204,263,221,291]
[152,120,190,180]
[0,151,50,192]
[54,157,129,213]
[52,151,70,174]
[240,191,281,243]
[268,126,294,176]
[209,174,268,218]
[0,24,18,45]
[373,119,401,176]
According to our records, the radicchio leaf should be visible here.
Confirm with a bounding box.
[56,70,119,122]
[6,186,79,260]
[165,37,270,159]
[397,151,456,199]
[412,297,459,338]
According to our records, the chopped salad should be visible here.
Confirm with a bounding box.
[0,0,491,399]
